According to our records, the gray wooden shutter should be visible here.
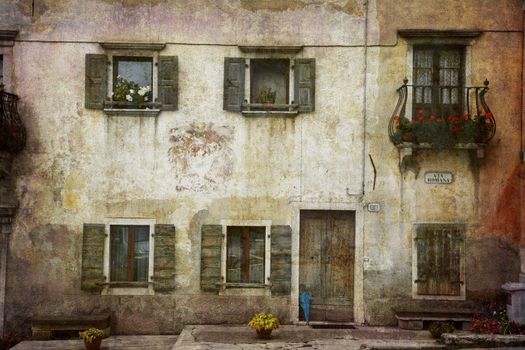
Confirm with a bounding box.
[85,54,107,109]
[200,225,222,292]
[158,56,178,111]
[270,225,292,295]
[153,224,176,292]
[415,224,463,296]
[223,57,245,111]
[294,58,315,112]
[81,224,106,292]
[415,226,431,295]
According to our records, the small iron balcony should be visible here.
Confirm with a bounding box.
[388,79,496,150]
[0,87,26,154]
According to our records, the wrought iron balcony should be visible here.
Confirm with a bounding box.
[388,79,496,150]
[0,87,26,153]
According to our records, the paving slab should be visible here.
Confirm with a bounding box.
[173,325,442,350]
[11,335,178,350]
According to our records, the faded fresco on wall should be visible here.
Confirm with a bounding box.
[168,122,234,191]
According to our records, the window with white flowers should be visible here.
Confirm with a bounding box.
[84,42,178,116]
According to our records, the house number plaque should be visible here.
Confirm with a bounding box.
[424,171,453,184]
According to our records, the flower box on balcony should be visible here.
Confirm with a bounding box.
[388,79,495,157]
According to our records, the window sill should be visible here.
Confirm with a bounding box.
[103,108,161,117]
[411,294,466,301]
[101,282,155,296]
[241,110,299,118]
[218,283,271,296]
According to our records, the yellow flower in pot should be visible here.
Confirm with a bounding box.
[248,313,280,339]
[79,328,105,350]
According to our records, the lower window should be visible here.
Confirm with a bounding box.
[110,225,150,282]
[226,226,266,284]
[414,224,464,297]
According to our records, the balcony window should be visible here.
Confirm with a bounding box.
[413,46,464,117]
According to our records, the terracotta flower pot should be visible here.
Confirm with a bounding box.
[256,329,273,339]
[402,131,415,142]
[84,337,102,350]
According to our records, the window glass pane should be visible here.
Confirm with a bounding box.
[134,226,150,282]
[113,57,153,104]
[248,227,265,284]
[226,227,242,283]
[110,226,129,281]
[226,226,265,284]
[250,59,290,105]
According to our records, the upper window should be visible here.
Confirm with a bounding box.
[110,225,150,282]
[226,226,266,284]
[84,43,178,115]
[223,56,315,116]
[112,56,153,108]
[413,46,465,117]
[413,224,465,299]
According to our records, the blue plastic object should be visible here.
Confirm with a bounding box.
[299,291,313,322]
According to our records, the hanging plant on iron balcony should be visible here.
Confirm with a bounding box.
[388,79,496,151]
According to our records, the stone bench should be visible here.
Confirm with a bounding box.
[395,311,474,330]
[31,314,111,340]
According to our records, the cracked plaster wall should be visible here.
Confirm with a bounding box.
[0,0,523,334]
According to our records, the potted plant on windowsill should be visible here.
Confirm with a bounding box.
[79,328,105,350]
[112,75,152,109]
[255,87,276,110]
[248,313,280,339]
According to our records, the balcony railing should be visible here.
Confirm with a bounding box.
[388,79,496,149]
[0,87,26,154]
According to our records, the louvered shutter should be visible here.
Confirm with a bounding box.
[81,224,106,292]
[200,225,222,292]
[294,58,315,112]
[270,225,292,295]
[85,54,107,109]
[158,56,178,111]
[153,224,176,292]
[223,57,245,111]
[415,224,463,296]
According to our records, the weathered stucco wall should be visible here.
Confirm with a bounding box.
[0,0,523,334]
[362,0,523,324]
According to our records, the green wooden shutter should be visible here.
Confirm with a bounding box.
[294,58,315,112]
[200,225,222,292]
[158,56,178,111]
[85,54,107,109]
[223,57,245,112]
[81,224,106,292]
[415,224,463,296]
[415,226,431,295]
[153,224,176,292]
[270,225,292,295]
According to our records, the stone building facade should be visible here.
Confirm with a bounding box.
[0,0,524,336]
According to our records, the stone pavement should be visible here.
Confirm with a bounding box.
[11,335,178,349]
[174,325,445,350]
[10,325,525,349]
